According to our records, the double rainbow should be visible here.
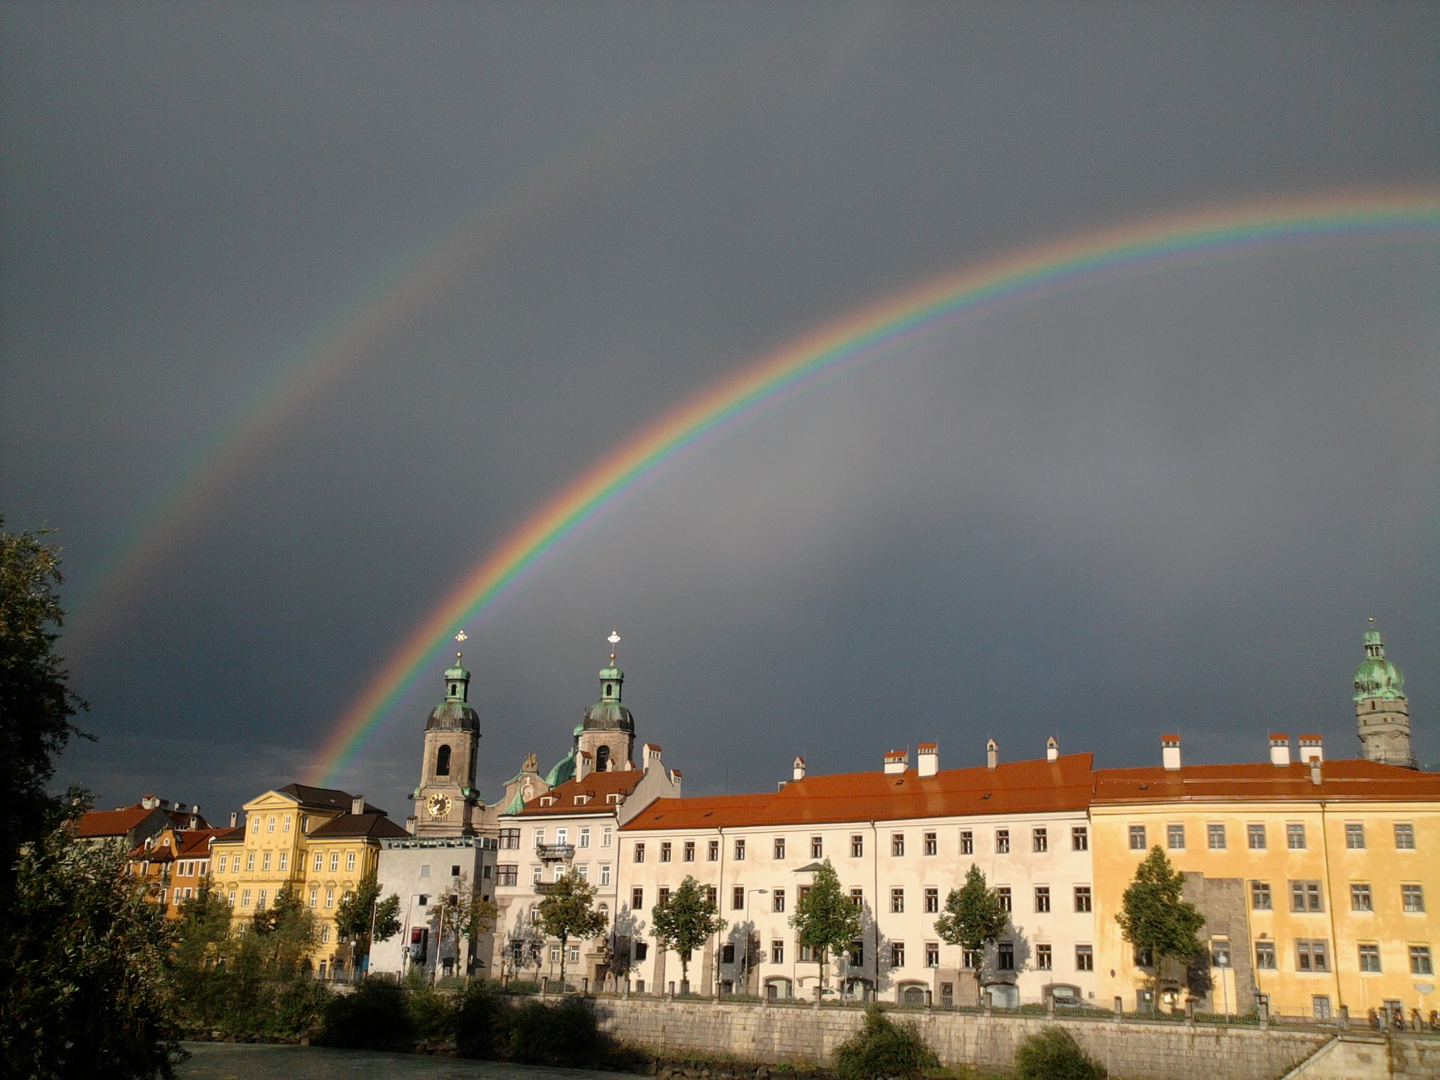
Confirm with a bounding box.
[307,189,1440,785]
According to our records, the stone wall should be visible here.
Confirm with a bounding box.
[591,997,1338,1080]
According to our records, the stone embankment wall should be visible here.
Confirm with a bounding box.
[590,997,1437,1080]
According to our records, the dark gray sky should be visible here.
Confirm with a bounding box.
[3,3,1438,823]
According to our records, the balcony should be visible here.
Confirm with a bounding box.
[535,843,575,862]
[534,881,556,895]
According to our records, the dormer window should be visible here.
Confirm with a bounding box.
[607,793,623,804]
[540,796,558,807]
[575,794,591,805]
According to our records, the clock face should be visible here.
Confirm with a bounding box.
[426,793,452,818]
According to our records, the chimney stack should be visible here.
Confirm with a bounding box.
[793,756,806,781]
[643,743,663,770]
[917,743,938,778]
[1269,734,1291,767]
[1162,735,1181,771]
[351,795,366,816]
[986,738,998,770]
[884,750,908,775]
[1298,735,1323,764]
[230,811,238,828]
[1046,736,1059,763]
[1310,757,1323,786]
[577,750,593,782]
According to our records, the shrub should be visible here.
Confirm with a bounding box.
[407,981,456,1041]
[1013,1027,1106,1080]
[318,977,417,1050]
[506,996,602,1065]
[456,983,509,1059]
[831,1006,938,1080]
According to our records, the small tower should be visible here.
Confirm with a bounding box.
[1354,621,1413,769]
[577,631,636,773]
[413,635,483,835]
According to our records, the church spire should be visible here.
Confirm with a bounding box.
[1354,620,1413,768]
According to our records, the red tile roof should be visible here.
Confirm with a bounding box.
[1092,759,1440,804]
[517,769,645,816]
[307,812,410,839]
[625,754,1096,831]
[76,806,164,838]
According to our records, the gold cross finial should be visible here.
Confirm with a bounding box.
[608,630,620,661]
[455,629,467,660]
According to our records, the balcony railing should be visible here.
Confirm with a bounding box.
[534,881,556,895]
[535,843,575,861]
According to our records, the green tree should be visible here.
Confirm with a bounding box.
[537,869,607,986]
[1013,1027,1106,1080]
[933,864,1009,1000]
[335,870,402,966]
[787,859,861,992]
[651,875,725,989]
[831,1005,938,1080]
[174,879,232,972]
[1115,846,1206,1001]
[0,520,88,904]
[251,882,316,979]
[430,872,498,979]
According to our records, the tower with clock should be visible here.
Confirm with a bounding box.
[411,634,482,837]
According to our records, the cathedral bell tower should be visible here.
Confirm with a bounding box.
[577,631,636,773]
[412,634,482,835]
[1354,620,1414,769]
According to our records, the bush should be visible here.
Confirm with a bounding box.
[505,996,603,1065]
[456,983,509,1058]
[406,981,456,1042]
[318,978,417,1050]
[831,1006,938,1080]
[1013,1027,1106,1080]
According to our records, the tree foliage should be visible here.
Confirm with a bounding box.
[831,1005,938,1080]
[537,870,607,984]
[250,882,316,979]
[335,870,402,958]
[1013,1026,1107,1080]
[787,859,861,990]
[174,880,232,973]
[428,872,498,978]
[1115,847,1206,980]
[651,875,725,985]
[933,864,1009,997]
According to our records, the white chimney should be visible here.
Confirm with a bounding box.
[643,743,663,770]
[1046,736,1059,763]
[351,795,366,815]
[1310,757,1323,786]
[986,738,998,770]
[1269,734,1291,767]
[884,750,908,775]
[793,756,807,781]
[917,743,938,778]
[1162,735,1181,771]
[1298,735,1323,764]
[577,750,593,782]
[229,811,238,828]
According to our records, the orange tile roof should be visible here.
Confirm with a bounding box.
[76,806,163,838]
[517,769,645,816]
[1092,759,1440,804]
[625,754,1096,830]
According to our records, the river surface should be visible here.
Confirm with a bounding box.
[176,1043,615,1080]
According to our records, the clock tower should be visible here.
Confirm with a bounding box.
[412,642,482,836]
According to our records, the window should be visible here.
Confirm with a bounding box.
[330,852,340,872]
[995,829,1010,854]
[891,834,905,857]
[998,941,1015,970]
[256,889,267,910]
[500,828,520,849]
[1351,883,1372,911]
[278,852,288,871]
[1075,945,1093,971]
[891,942,905,968]
[891,888,905,913]
[579,827,590,849]
[1033,828,1048,853]
[246,853,255,871]
[1072,826,1088,851]
[706,886,716,904]
[1129,825,1146,851]
[773,889,786,912]
[1208,824,1226,850]
[634,843,645,863]
[1295,939,1329,972]
[1409,946,1433,975]
[421,863,431,878]
[241,889,251,907]
[961,830,974,855]
[532,865,542,883]
[1403,884,1426,913]
[1167,824,1185,850]
[1391,821,1416,850]
[575,864,588,882]
[734,838,746,861]
[851,834,864,858]
[602,826,613,847]
[346,851,356,872]
[227,890,236,907]
[811,836,823,859]
[708,839,719,861]
[850,888,864,907]
[1255,942,1276,969]
[600,864,611,886]
[1345,823,1365,849]
[1252,880,1272,910]
[631,887,643,910]
[497,865,518,887]
[774,838,785,860]
[1133,946,1153,968]
[1034,886,1050,913]
[963,949,980,969]
[262,852,271,871]
[1290,881,1323,913]
[1287,823,1306,850]
[996,887,1011,913]
[733,886,745,910]
[251,817,259,833]
[772,941,784,964]
[1248,824,1266,850]
[924,832,937,856]
[1359,944,1382,972]
[683,840,694,862]
[849,941,863,966]
[658,886,670,906]
[800,943,814,962]
[1036,944,1052,970]
[926,942,940,968]
[634,942,648,961]
[1211,939,1231,967]
[1312,996,1331,1021]
[1074,886,1092,913]
[268,816,276,834]
[218,855,227,873]
[660,842,672,863]
[925,887,939,913]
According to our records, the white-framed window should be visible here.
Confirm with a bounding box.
[556,828,568,844]
[1071,826,1088,851]
[309,888,318,908]
[283,814,292,833]
[329,852,339,872]
[326,888,334,909]
[1345,823,1365,849]
[579,828,590,848]
[346,851,356,872]
[602,827,613,847]
[1287,823,1306,850]
[1402,884,1425,913]
[246,853,255,871]
[1032,828,1047,853]
[262,852,271,871]
[314,852,323,872]
[1358,944,1381,972]
[1395,823,1416,849]
[600,864,611,886]
[1167,825,1185,850]
[1248,824,1266,849]
[1351,882,1372,911]
[1129,825,1146,850]
[1208,824,1226,850]
[268,816,276,834]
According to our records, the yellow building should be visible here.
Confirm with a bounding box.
[1091,738,1440,1022]
[209,783,408,978]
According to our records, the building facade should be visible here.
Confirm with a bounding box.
[369,834,498,980]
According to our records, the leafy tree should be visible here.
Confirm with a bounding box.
[787,859,861,992]
[933,864,1009,1000]
[335,870,402,965]
[430,872,498,978]
[251,882,316,978]
[0,519,88,905]
[1115,846,1205,1000]
[651,875,725,988]
[831,1005,938,1080]
[174,879,232,973]
[1013,1026,1106,1080]
[537,869,607,986]
[505,919,547,981]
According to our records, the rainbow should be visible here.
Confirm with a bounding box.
[307,189,1440,785]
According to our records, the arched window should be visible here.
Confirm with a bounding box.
[595,746,611,772]
[436,744,452,776]
[606,683,613,697]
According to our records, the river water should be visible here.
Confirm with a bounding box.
[176,1043,615,1080]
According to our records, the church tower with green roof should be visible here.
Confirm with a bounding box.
[412,645,483,835]
[1354,622,1414,768]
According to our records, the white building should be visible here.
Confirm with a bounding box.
[370,834,498,979]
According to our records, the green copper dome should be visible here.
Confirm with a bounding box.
[1353,627,1405,703]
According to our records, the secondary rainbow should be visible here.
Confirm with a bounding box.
[308,189,1440,786]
